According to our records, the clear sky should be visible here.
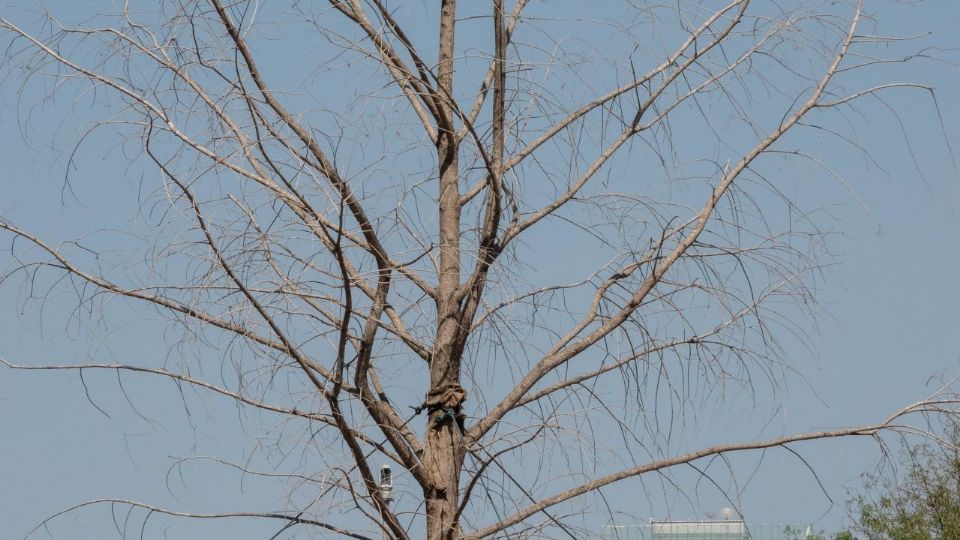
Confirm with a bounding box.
[2,1,960,538]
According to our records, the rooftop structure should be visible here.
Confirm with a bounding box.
[599,520,816,540]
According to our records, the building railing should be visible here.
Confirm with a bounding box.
[598,522,817,540]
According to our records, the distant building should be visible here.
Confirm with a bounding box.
[652,520,746,539]
[600,520,815,540]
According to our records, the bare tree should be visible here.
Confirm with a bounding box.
[1,1,956,538]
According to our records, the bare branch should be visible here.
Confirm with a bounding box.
[466,393,957,539]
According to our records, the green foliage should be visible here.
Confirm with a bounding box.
[848,428,960,540]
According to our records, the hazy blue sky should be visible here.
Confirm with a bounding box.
[2,1,960,538]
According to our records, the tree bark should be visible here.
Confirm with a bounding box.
[424,0,464,538]
[423,424,465,539]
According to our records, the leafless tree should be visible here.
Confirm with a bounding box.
[1,1,956,538]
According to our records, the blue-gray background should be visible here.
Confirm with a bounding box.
[2,1,960,538]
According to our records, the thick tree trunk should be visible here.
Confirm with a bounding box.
[423,421,465,539]
[425,1,464,538]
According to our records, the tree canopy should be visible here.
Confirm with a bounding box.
[848,428,960,540]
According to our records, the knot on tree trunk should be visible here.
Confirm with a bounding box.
[425,383,467,431]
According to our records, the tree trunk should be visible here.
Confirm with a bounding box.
[425,121,466,537]
[423,420,465,539]
[425,1,464,538]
